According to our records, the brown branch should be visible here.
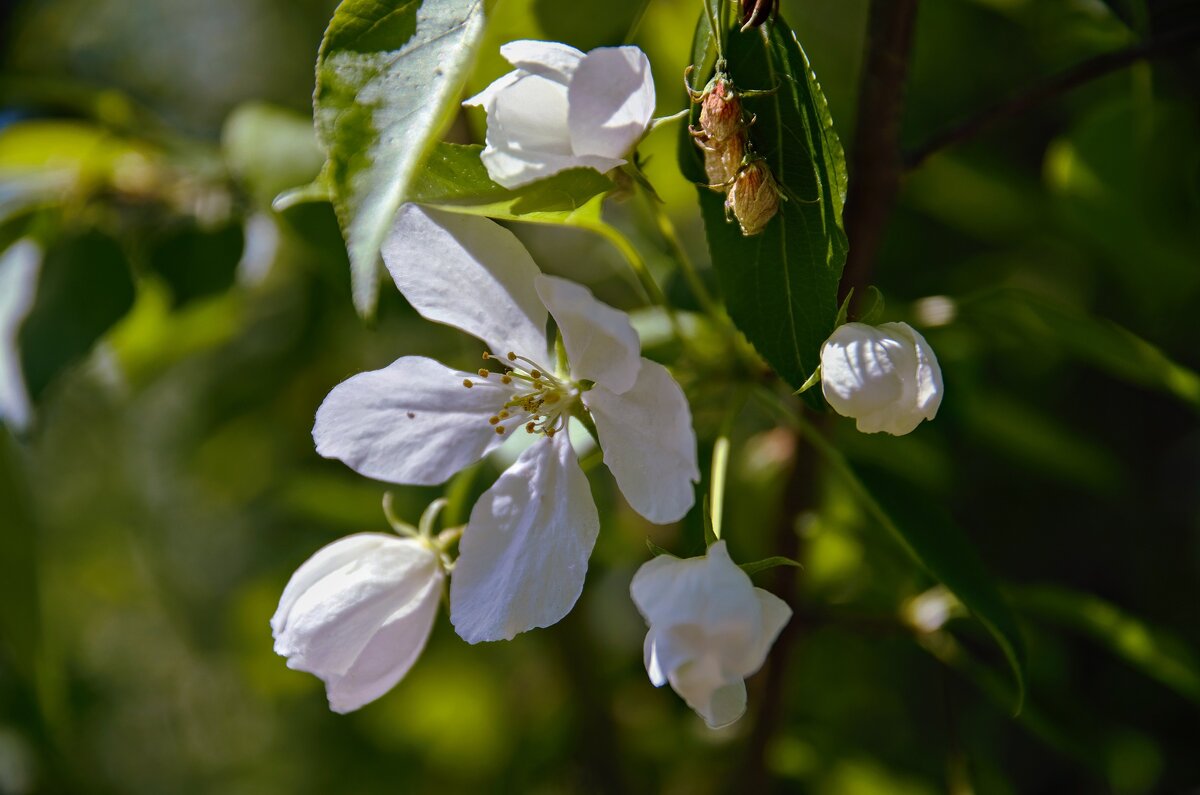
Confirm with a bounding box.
[838,0,922,311]
[903,27,1200,170]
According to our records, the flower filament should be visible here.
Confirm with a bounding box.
[461,350,579,438]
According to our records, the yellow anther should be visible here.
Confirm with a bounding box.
[495,426,506,435]
[501,374,512,384]
[526,422,535,433]
[482,351,490,360]
[488,416,500,425]
[478,369,490,378]
[507,352,517,361]
[462,379,474,388]
[546,428,556,438]
[530,369,542,378]
[498,410,510,419]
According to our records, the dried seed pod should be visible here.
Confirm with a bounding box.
[726,159,780,236]
[698,132,746,187]
[698,77,743,143]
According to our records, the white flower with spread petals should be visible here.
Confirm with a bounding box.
[820,321,944,436]
[464,40,656,189]
[631,541,791,729]
[271,527,444,714]
[313,204,699,644]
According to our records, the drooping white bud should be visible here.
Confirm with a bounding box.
[630,541,791,728]
[820,321,944,436]
[271,533,444,713]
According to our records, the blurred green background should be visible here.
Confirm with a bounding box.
[1,0,1198,792]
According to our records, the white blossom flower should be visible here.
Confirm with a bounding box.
[271,532,444,713]
[630,541,791,728]
[0,239,42,432]
[313,205,699,644]
[464,40,656,189]
[820,321,944,436]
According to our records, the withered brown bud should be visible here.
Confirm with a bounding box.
[699,77,743,143]
[741,0,778,30]
[726,159,780,236]
[698,133,745,187]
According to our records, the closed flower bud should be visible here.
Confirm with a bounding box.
[699,132,745,187]
[820,321,944,435]
[271,533,444,713]
[699,77,743,143]
[630,541,791,728]
[726,159,780,236]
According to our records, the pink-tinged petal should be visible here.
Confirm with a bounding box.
[567,47,656,160]
[535,275,641,394]
[313,355,507,486]
[450,434,599,643]
[584,358,698,523]
[382,205,548,359]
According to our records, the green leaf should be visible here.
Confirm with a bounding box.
[855,467,1028,714]
[739,556,803,576]
[645,538,672,558]
[962,288,1200,410]
[793,365,821,395]
[18,229,136,401]
[682,18,848,389]
[146,221,244,308]
[409,142,614,223]
[1013,584,1200,705]
[315,0,487,318]
[856,285,885,324]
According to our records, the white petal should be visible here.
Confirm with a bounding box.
[313,355,508,486]
[382,205,547,359]
[463,69,520,109]
[450,434,600,643]
[535,275,641,394]
[584,358,698,523]
[271,533,389,636]
[696,681,747,729]
[479,146,624,189]
[324,566,443,713]
[0,240,41,432]
[644,630,667,687]
[630,542,758,630]
[488,72,574,156]
[273,535,440,678]
[741,588,792,676]
[567,47,656,160]
[499,40,584,84]
[888,322,944,418]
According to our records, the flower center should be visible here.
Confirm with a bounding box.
[461,350,578,438]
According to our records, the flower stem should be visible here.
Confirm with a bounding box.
[708,388,749,540]
[637,185,723,322]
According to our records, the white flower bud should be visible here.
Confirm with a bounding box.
[630,541,791,729]
[271,533,444,713]
[820,321,944,436]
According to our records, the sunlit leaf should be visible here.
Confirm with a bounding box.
[315,0,487,317]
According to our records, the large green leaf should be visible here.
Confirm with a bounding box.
[682,17,848,388]
[315,0,487,317]
[1013,584,1200,705]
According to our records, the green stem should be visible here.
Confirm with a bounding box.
[704,0,726,61]
[639,185,723,321]
[709,388,749,540]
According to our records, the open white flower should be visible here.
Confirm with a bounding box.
[820,321,943,436]
[631,541,791,728]
[465,40,656,189]
[313,205,699,644]
[271,532,444,713]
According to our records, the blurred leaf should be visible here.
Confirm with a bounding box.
[410,143,613,223]
[739,556,803,576]
[962,288,1200,410]
[857,467,1027,713]
[1013,584,1200,705]
[0,426,38,680]
[682,19,848,389]
[315,0,487,318]
[147,221,244,307]
[18,228,135,400]
[222,103,324,206]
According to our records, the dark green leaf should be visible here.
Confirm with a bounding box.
[147,222,244,308]
[682,18,848,389]
[739,556,803,576]
[18,229,135,400]
[962,288,1200,410]
[315,0,487,317]
[1013,584,1200,705]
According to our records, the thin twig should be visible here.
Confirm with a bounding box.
[838,0,921,311]
[904,27,1200,170]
